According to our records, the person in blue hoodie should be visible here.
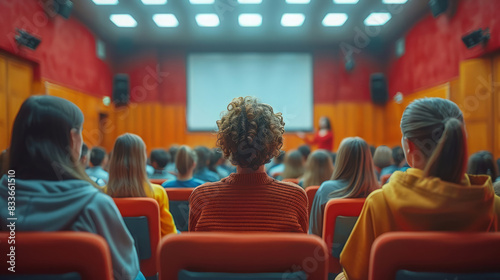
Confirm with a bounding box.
[0,96,144,280]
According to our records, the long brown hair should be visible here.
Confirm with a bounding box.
[176,145,198,177]
[281,150,305,179]
[9,96,98,187]
[328,137,378,198]
[107,133,153,198]
[401,98,466,184]
[302,150,334,188]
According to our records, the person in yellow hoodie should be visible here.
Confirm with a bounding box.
[106,133,177,236]
[336,98,500,280]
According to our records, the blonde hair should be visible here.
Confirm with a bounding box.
[302,150,334,189]
[107,133,153,198]
[328,137,378,199]
[281,150,305,179]
[373,145,394,169]
[176,145,198,176]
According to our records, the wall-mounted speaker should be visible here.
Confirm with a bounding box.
[370,73,388,105]
[113,74,130,106]
[428,0,448,18]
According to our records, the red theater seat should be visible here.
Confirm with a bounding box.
[165,188,195,232]
[369,232,500,280]
[0,232,113,280]
[114,198,160,280]
[305,185,320,215]
[157,232,328,280]
[283,178,300,184]
[322,198,365,274]
[150,179,167,185]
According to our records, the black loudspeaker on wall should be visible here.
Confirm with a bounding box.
[113,74,130,106]
[370,73,389,105]
[428,0,448,18]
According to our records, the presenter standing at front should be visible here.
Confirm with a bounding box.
[297,116,334,151]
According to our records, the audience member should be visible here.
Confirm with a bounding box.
[86,146,109,183]
[193,146,220,182]
[189,96,308,232]
[467,151,499,182]
[162,145,205,188]
[279,150,305,180]
[300,150,334,189]
[149,149,176,181]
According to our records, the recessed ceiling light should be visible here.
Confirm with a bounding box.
[364,12,391,26]
[153,14,178,27]
[195,14,220,27]
[92,0,118,5]
[238,0,262,3]
[382,0,407,3]
[333,0,359,4]
[281,13,305,27]
[322,13,348,26]
[238,13,262,27]
[110,14,137,27]
[286,0,311,3]
[189,0,214,4]
[141,0,167,4]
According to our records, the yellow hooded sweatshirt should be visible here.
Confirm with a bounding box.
[339,168,500,280]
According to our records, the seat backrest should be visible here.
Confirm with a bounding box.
[165,188,195,232]
[113,198,160,279]
[305,185,320,215]
[282,178,300,184]
[150,179,167,185]
[322,198,365,274]
[0,232,113,280]
[157,232,328,280]
[369,232,500,280]
[380,174,391,185]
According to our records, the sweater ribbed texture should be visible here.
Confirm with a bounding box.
[189,172,308,233]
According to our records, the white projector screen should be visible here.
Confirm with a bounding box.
[187,53,313,132]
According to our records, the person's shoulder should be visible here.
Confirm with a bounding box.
[271,180,307,196]
[319,179,347,192]
[192,178,206,186]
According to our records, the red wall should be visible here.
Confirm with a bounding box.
[388,0,500,97]
[0,0,112,97]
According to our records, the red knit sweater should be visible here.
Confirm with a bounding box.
[189,172,308,233]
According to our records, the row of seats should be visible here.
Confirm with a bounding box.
[2,231,499,280]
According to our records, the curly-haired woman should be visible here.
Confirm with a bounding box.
[189,96,308,232]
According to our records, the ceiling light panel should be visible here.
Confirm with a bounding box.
[153,14,179,27]
[92,0,118,5]
[364,12,391,26]
[281,13,305,27]
[286,0,311,3]
[189,0,215,4]
[110,14,137,27]
[238,13,262,27]
[141,0,167,4]
[238,0,262,3]
[322,13,348,26]
[382,0,408,3]
[333,0,359,4]
[195,14,220,27]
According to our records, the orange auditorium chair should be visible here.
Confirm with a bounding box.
[0,232,113,280]
[114,198,160,280]
[150,179,167,185]
[305,185,320,214]
[369,232,500,280]
[164,187,194,232]
[158,232,328,280]
[322,198,365,275]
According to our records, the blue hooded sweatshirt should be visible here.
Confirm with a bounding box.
[0,175,141,280]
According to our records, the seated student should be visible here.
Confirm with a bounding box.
[300,150,334,189]
[298,144,311,161]
[278,150,305,181]
[162,145,205,188]
[372,145,394,180]
[267,150,285,177]
[380,146,406,177]
[166,145,179,173]
[149,149,176,181]
[467,151,500,182]
[336,98,500,280]
[189,96,308,232]
[86,146,109,183]
[208,148,231,178]
[106,133,177,237]
[193,146,220,182]
[80,143,105,187]
[0,96,143,280]
[309,138,378,236]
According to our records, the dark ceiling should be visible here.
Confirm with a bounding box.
[73,0,430,52]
